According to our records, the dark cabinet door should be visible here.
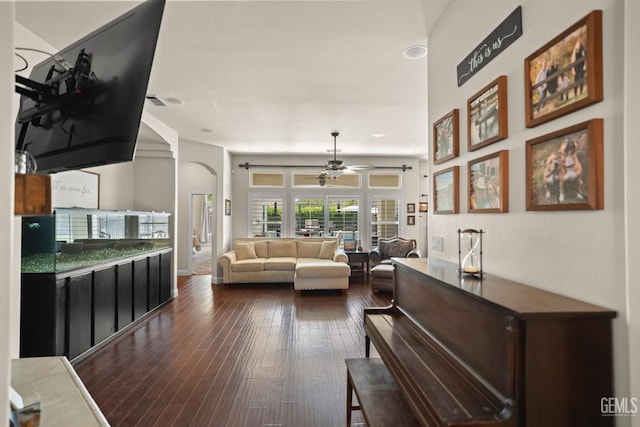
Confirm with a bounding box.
[67,273,93,360]
[117,262,133,330]
[133,258,148,320]
[93,267,116,344]
[148,254,160,310]
[160,251,172,303]
[20,274,66,357]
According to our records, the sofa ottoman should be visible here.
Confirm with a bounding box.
[371,264,394,293]
[294,261,351,290]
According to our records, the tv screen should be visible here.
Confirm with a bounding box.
[16,0,165,174]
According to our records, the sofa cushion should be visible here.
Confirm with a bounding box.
[264,257,297,271]
[268,240,297,257]
[254,241,268,258]
[297,241,323,258]
[295,261,350,278]
[319,240,337,259]
[235,242,257,260]
[231,259,265,272]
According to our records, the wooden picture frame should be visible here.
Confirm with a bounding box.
[468,150,509,213]
[433,109,459,164]
[433,166,459,214]
[524,10,603,128]
[467,75,508,151]
[407,203,415,213]
[225,199,231,216]
[407,215,415,226]
[418,202,428,213]
[526,119,603,210]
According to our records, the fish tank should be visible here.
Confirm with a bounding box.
[21,208,171,273]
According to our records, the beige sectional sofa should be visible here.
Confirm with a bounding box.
[218,236,351,290]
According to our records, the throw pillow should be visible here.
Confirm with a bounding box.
[319,240,337,259]
[268,240,297,257]
[236,242,258,260]
[297,241,322,258]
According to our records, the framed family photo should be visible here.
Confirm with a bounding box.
[526,119,603,211]
[467,75,508,151]
[433,109,459,164]
[418,202,428,213]
[433,166,459,214]
[468,150,509,213]
[407,215,416,226]
[407,203,415,213]
[524,10,603,128]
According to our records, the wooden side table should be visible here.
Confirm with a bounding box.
[345,251,369,281]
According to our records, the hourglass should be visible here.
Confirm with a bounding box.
[457,229,484,278]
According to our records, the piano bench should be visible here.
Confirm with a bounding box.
[345,358,418,427]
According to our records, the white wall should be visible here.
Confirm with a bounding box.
[1,2,15,423]
[178,140,227,280]
[428,0,631,421]
[624,1,640,424]
[177,162,217,274]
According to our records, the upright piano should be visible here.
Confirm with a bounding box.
[363,258,616,427]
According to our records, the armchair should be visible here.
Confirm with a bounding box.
[369,237,421,293]
[369,237,421,267]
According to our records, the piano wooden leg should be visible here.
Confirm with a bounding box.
[346,372,353,426]
[365,335,370,357]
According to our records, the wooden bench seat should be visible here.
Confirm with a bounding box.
[345,358,418,427]
[365,314,508,426]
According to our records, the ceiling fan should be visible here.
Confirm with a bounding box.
[237,132,412,180]
[324,131,373,178]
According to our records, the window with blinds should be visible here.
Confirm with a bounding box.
[250,196,284,237]
[370,198,399,247]
[294,198,325,236]
[328,198,359,241]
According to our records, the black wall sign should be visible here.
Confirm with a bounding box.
[457,6,522,87]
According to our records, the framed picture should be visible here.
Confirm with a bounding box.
[407,203,415,213]
[468,150,509,213]
[433,109,459,164]
[467,75,508,151]
[433,166,459,214]
[225,199,231,216]
[419,202,428,213]
[343,238,356,251]
[407,215,415,226]
[524,10,603,128]
[526,119,603,210]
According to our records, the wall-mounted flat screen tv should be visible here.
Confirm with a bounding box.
[16,0,165,174]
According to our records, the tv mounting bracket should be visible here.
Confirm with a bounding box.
[14,49,95,152]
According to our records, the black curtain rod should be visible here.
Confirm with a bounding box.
[238,162,412,171]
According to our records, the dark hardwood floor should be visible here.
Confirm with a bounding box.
[74,276,391,426]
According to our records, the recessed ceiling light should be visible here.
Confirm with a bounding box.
[165,97,185,105]
[403,45,428,60]
[372,133,386,138]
